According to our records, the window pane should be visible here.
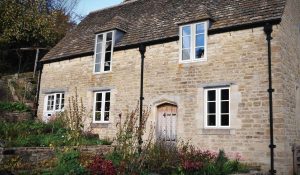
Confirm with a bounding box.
[221,89,229,100]
[207,90,216,101]
[196,34,205,47]
[182,49,190,60]
[96,43,102,53]
[196,23,205,34]
[105,102,110,111]
[95,54,101,64]
[96,102,102,111]
[107,32,113,41]
[105,92,110,101]
[96,93,102,101]
[208,102,216,113]
[195,47,205,59]
[61,99,64,109]
[95,63,100,72]
[208,115,216,126]
[105,52,111,62]
[182,26,191,36]
[55,94,61,110]
[104,62,111,71]
[106,41,112,51]
[97,34,103,43]
[221,101,229,113]
[95,112,101,121]
[104,112,109,121]
[221,115,229,126]
[182,36,190,49]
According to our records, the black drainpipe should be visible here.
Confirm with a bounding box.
[138,44,146,154]
[34,62,43,118]
[264,23,276,175]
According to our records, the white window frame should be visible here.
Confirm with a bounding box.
[93,31,115,74]
[43,93,65,118]
[179,21,208,63]
[93,91,111,123]
[204,87,230,129]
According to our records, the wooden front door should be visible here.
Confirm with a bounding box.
[156,104,177,142]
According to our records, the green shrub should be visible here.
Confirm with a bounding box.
[0,119,109,147]
[0,102,30,112]
[46,149,87,175]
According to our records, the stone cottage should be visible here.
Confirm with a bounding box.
[37,0,300,174]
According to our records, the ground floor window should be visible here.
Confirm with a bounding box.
[204,87,230,128]
[93,91,110,123]
[44,93,65,118]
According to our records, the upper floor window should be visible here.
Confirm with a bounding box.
[180,22,208,62]
[204,87,230,128]
[93,91,111,123]
[94,31,114,73]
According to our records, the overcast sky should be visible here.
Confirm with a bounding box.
[75,0,123,19]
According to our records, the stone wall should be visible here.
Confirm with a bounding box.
[37,1,300,173]
[0,146,113,173]
[277,0,300,174]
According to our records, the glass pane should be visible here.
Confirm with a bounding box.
[207,90,216,101]
[104,112,109,121]
[105,102,110,111]
[96,93,102,101]
[195,47,205,59]
[221,101,229,113]
[182,36,191,49]
[95,112,101,121]
[61,99,64,109]
[221,115,229,126]
[96,102,102,111]
[106,41,112,51]
[105,52,111,62]
[221,89,229,100]
[94,63,100,72]
[95,54,101,64]
[182,26,191,36]
[208,115,216,126]
[182,49,190,60]
[208,102,216,113]
[104,62,111,71]
[107,32,113,41]
[196,34,205,47]
[96,43,102,53]
[105,92,110,101]
[196,23,205,34]
[97,34,103,43]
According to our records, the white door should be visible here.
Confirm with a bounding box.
[156,104,177,142]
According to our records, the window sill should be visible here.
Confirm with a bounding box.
[93,71,112,75]
[201,128,235,135]
[179,58,207,64]
[91,122,110,128]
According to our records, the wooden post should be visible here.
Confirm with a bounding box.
[33,48,40,78]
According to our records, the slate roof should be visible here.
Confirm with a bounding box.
[42,0,286,62]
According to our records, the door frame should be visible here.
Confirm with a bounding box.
[155,102,178,142]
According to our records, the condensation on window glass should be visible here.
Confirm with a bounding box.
[95,64,100,72]
[182,49,191,60]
